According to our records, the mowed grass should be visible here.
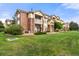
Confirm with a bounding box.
[0,31,79,56]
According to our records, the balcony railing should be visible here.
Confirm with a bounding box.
[34,19,42,24]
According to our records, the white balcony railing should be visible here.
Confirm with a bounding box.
[34,19,42,24]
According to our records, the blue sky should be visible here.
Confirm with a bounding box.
[0,3,79,24]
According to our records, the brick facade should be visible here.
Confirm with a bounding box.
[15,9,66,34]
[20,12,28,33]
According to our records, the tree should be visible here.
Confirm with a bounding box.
[54,22,63,30]
[0,21,4,32]
[69,21,79,31]
[12,15,17,24]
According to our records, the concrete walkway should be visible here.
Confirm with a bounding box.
[47,32,59,34]
[22,33,34,36]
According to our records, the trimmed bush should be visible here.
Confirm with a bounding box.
[34,32,47,35]
[4,24,22,35]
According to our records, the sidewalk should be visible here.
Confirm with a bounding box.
[47,32,59,34]
[22,33,34,36]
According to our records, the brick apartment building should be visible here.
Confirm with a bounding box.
[14,9,64,33]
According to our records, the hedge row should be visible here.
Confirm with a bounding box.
[34,32,47,35]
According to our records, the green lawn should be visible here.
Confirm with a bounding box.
[0,31,79,56]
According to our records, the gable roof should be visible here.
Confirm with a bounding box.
[32,10,44,16]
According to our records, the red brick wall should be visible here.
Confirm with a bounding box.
[20,12,28,33]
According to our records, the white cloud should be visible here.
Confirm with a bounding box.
[0,11,12,22]
[1,11,11,18]
[0,18,6,23]
[65,16,79,24]
[0,11,12,24]
[1,14,9,18]
[61,3,79,24]
[62,3,79,10]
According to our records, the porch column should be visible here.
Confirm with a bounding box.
[50,25,52,32]
[48,25,52,32]
[40,24,42,32]
[41,17,43,32]
[30,18,34,33]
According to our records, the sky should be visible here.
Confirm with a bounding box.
[0,3,79,24]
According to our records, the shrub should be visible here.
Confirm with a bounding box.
[0,21,4,32]
[4,24,22,35]
[69,21,79,31]
[34,32,47,35]
[55,29,59,32]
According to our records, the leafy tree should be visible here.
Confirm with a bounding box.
[0,21,4,32]
[12,16,17,24]
[54,22,63,30]
[69,21,79,31]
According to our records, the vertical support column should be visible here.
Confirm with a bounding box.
[49,25,52,32]
[52,24,54,32]
[50,25,53,32]
[41,24,42,32]
[41,17,43,32]
[50,25,51,32]
[30,18,34,33]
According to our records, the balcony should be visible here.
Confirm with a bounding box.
[34,19,42,24]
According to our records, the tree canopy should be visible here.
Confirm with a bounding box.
[69,21,79,31]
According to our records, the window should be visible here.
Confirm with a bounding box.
[35,15,41,19]
[17,14,20,18]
